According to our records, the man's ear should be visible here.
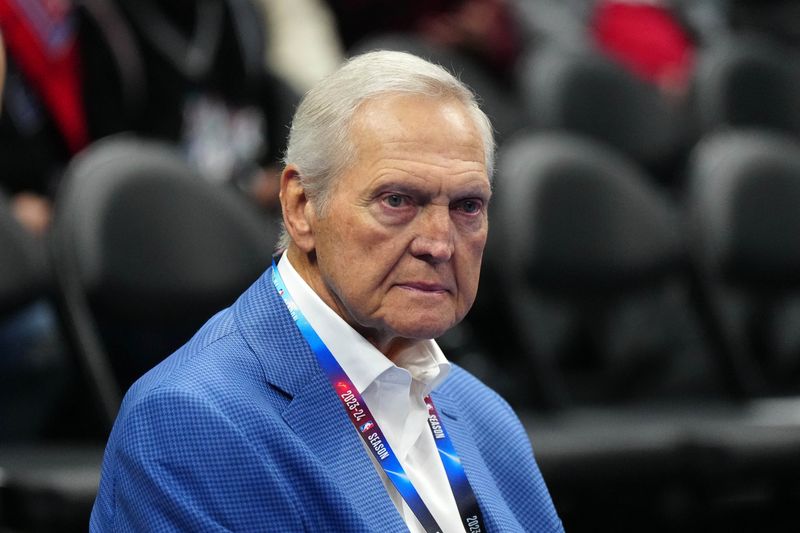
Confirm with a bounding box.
[279,164,316,252]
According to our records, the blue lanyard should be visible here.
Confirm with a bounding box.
[272,264,486,533]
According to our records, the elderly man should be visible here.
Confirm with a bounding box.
[90,50,562,532]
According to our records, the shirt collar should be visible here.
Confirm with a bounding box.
[277,253,451,396]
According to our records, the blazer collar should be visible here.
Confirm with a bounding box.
[284,368,408,530]
[431,391,522,532]
[233,267,407,529]
[233,267,320,397]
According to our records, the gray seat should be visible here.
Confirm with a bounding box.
[517,45,688,181]
[485,132,722,408]
[50,135,278,426]
[490,133,800,531]
[687,130,800,396]
[691,35,800,136]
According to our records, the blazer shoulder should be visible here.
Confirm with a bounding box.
[122,308,245,399]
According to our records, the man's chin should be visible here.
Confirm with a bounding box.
[390,319,458,342]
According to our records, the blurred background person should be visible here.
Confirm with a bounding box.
[83,0,299,213]
[0,0,299,227]
[256,0,344,93]
[0,0,87,235]
[325,0,522,81]
[0,10,76,444]
[590,0,697,100]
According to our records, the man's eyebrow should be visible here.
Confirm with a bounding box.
[458,184,493,197]
[370,177,492,200]
[447,182,493,202]
[369,178,430,196]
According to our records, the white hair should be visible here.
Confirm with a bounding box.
[278,50,495,249]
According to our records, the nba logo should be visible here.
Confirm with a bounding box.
[360,421,375,433]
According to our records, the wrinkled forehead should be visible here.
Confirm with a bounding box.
[349,93,487,166]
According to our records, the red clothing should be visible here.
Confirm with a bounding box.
[0,0,88,153]
[592,1,695,92]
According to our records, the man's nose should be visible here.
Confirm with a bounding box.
[409,205,454,263]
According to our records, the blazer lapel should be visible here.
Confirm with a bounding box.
[431,391,525,533]
[235,268,406,531]
[282,370,407,530]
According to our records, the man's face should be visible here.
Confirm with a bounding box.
[306,94,491,353]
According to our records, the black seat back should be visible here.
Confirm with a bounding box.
[51,135,276,423]
[687,130,800,395]
[691,35,800,136]
[518,45,687,176]
[484,133,722,408]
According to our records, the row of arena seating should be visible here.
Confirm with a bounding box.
[453,129,800,410]
[458,128,800,532]
[452,34,800,525]
[512,33,800,190]
[449,28,800,525]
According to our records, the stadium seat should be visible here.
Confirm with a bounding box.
[49,135,278,426]
[687,130,800,396]
[489,132,800,531]
[485,132,723,408]
[691,35,800,137]
[517,45,689,183]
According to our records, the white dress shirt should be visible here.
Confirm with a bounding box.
[278,254,466,533]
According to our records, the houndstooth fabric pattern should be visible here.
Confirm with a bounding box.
[90,267,563,532]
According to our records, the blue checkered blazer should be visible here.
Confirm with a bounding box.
[90,267,563,532]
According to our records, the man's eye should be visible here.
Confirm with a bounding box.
[455,199,483,214]
[383,194,407,208]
